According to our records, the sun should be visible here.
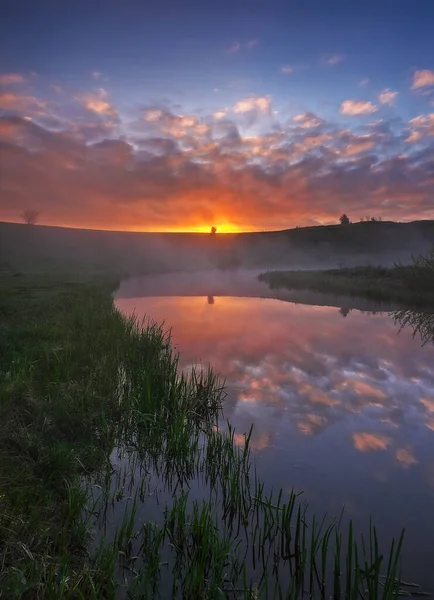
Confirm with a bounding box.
[193,223,241,234]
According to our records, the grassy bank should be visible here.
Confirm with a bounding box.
[0,274,407,598]
[259,252,434,308]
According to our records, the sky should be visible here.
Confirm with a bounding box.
[1,0,434,232]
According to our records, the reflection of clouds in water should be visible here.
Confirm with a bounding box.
[234,431,270,451]
[420,398,434,431]
[353,432,391,452]
[395,447,418,468]
[114,293,434,589]
[298,414,328,435]
[116,296,434,468]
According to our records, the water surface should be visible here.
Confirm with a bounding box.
[115,272,434,589]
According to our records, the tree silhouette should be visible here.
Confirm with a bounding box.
[21,209,40,225]
[210,226,217,234]
[339,213,350,225]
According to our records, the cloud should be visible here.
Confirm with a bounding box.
[227,40,258,54]
[2,87,434,232]
[233,96,271,113]
[77,88,118,119]
[407,113,434,142]
[340,100,378,116]
[91,71,102,80]
[142,107,209,140]
[358,78,370,88]
[281,65,293,74]
[335,132,375,156]
[227,42,241,53]
[292,113,324,128]
[0,91,47,114]
[412,69,434,90]
[0,73,25,85]
[51,83,64,94]
[378,89,398,106]
[144,108,164,123]
[323,54,344,66]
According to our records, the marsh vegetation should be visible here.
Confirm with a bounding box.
[259,250,434,308]
[0,274,420,599]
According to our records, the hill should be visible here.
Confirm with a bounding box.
[1,220,434,276]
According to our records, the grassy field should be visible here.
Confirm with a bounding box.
[0,273,409,599]
[259,251,434,308]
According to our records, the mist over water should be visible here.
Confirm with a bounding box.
[115,272,434,589]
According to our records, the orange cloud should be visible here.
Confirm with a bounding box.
[2,82,434,231]
[340,100,377,116]
[233,96,271,113]
[412,69,434,90]
[353,433,391,452]
[77,88,118,118]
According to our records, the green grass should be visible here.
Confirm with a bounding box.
[258,251,434,308]
[0,273,411,598]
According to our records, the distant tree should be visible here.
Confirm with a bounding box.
[21,209,40,225]
[339,214,350,225]
[210,226,217,234]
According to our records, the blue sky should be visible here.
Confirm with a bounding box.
[1,0,433,230]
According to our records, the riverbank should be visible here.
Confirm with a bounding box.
[259,256,434,308]
[0,273,406,598]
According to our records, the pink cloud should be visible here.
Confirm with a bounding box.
[407,113,434,142]
[378,89,398,106]
[340,100,378,116]
[292,113,324,128]
[0,92,47,114]
[0,73,25,85]
[412,69,434,90]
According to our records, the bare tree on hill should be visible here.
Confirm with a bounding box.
[21,209,40,225]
